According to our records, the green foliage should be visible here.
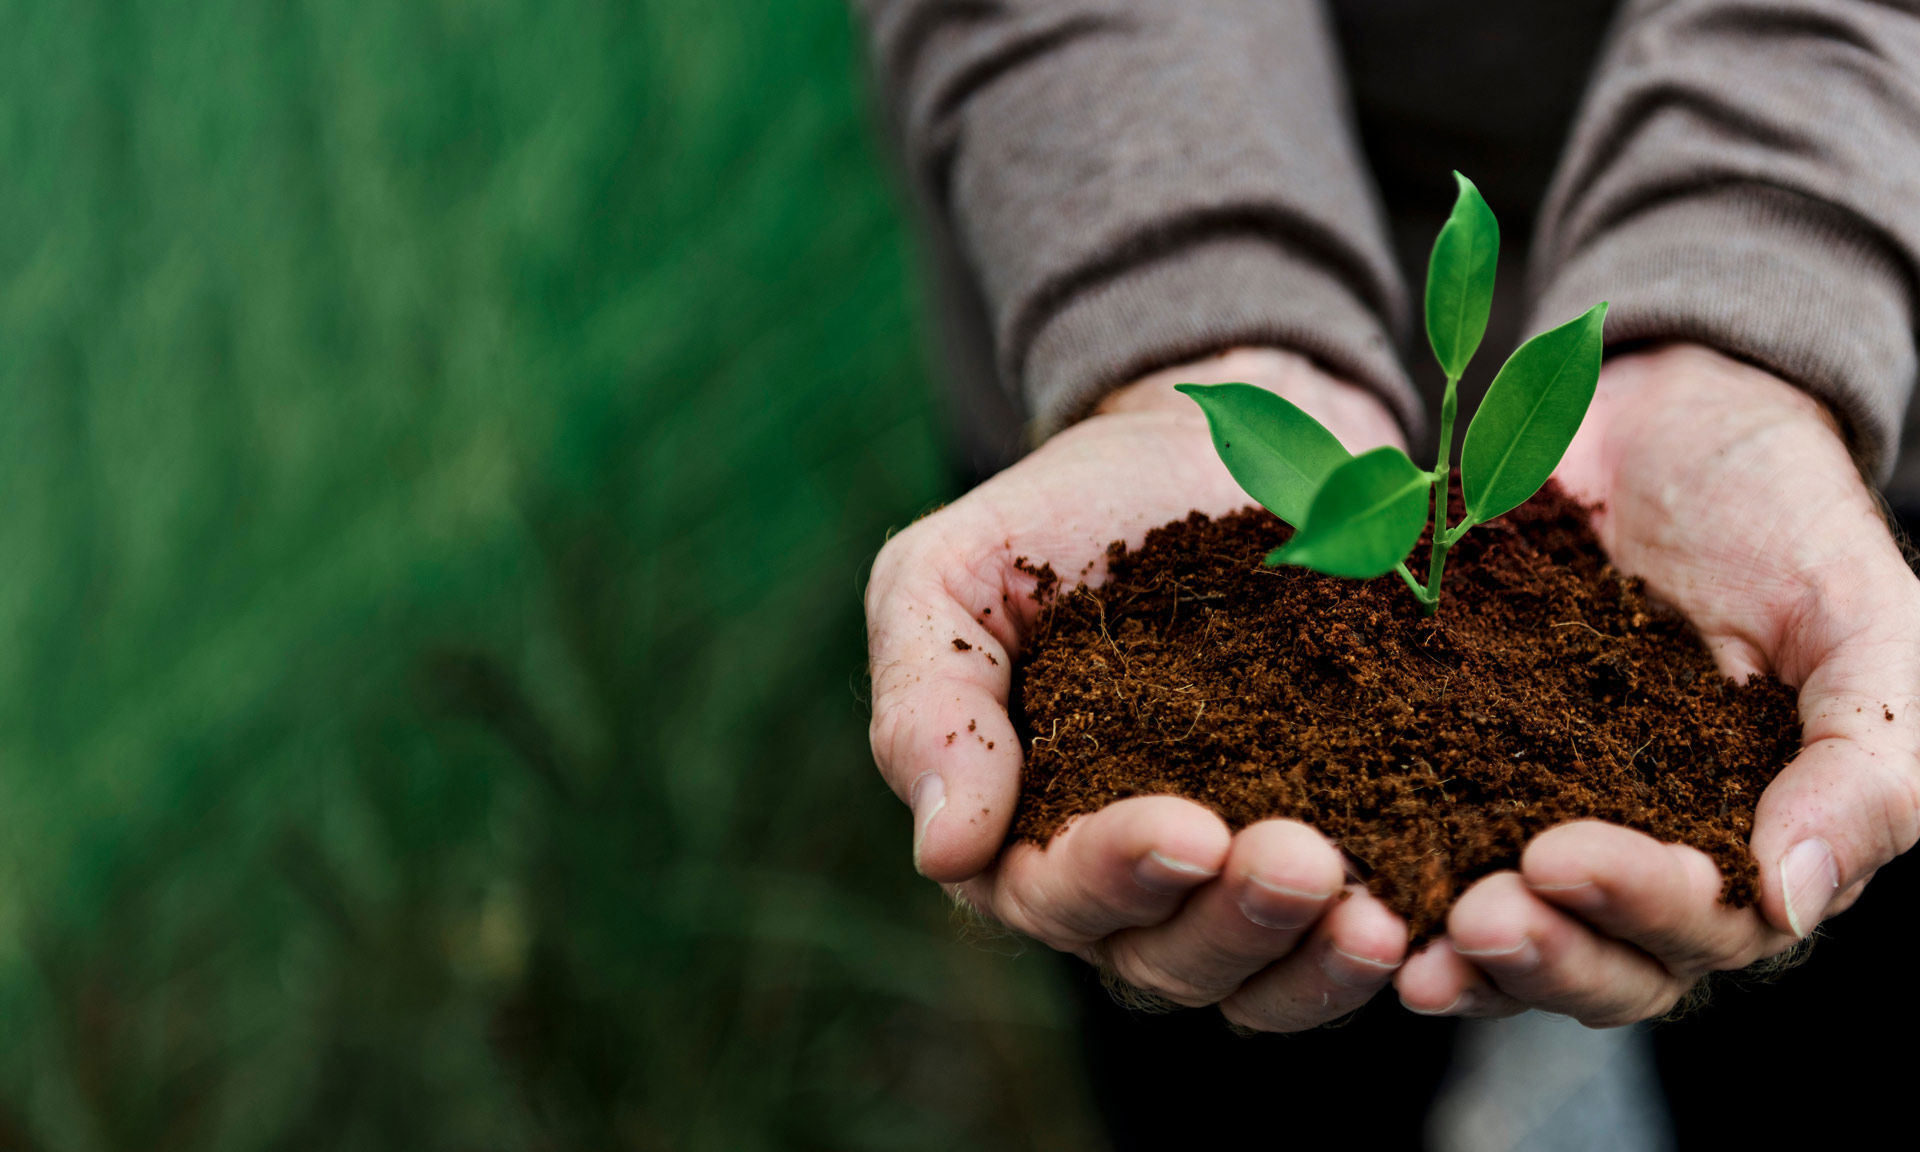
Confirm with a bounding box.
[1266,447,1432,578]
[1461,303,1610,525]
[1425,172,1499,380]
[1175,383,1351,526]
[0,2,1100,1148]
[1181,172,1605,613]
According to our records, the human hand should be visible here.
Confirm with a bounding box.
[1396,342,1920,1025]
[867,348,1416,1029]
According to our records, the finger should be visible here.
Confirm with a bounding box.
[1448,871,1689,1027]
[1218,887,1407,1033]
[1744,521,1920,936]
[1521,822,1783,971]
[1395,937,1526,1019]
[1100,820,1346,1006]
[865,509,1030,881]
[972,796,1231,951]
[1751,699,1920,940]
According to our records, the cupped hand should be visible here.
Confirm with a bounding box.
[1396,342,1920,1025]
[867,348,1412,1029]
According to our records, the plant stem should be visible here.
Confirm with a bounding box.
[1393,561,1431,603]
[1420,373,1462,616]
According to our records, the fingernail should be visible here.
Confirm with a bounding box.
[1454,938,1540,973]
[1134,850,1218,894]
[1239,875,1332,930]
[1324,944,1399,988]
[910,772,947,875]
[1781,837,1839,938]
[1406,989,1480,1017]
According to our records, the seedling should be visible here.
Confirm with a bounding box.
[1178,173,1606,615]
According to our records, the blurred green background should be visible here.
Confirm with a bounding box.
[0,1,1101,1147]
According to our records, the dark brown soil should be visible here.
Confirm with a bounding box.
[1009,482,1802,943]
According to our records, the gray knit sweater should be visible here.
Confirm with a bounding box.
[857,0,1920,494]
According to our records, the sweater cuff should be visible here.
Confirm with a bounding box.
[1528,186,1915,483]
[1022,234,1423,442]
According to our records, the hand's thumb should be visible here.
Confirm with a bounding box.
[1752,714,1920,938]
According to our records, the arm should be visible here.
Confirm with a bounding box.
[1398,0,1920,1025]
[856,1,1433,1028]
[869,349,1418,1029]
[854,0,1421,438]
[1526,0,1920,480]
[1399,344,1920,1023]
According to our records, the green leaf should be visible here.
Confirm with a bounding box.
[1460,302,1609,525]
[1266,447,1431,579]
[1175,382,1351,527]
[1425,172,1499,379]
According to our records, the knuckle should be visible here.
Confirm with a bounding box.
[866,705,912,782]
[1217,995,1277,1033]
[865,531,921,618]
[989,882,1046,942]
[1575,984,1673,1029]
[1632,899,1699,961]
[1638,982,1686,1023]
[1647,907,1704,958]
[992,879,1084,952]
[1516,965,1588,1008]
[1658,945,1716,976]
[1872,757,1920,860]
[1706,931,1789,977]
[1218,988,1329,1035]
[1662,922,1750,974]
[1648,930,1711,970]
[1639,894,1741,972]
[1103,944,1225,1008]
[1577,1004,1646,1030]
[1512,938,1602,1006]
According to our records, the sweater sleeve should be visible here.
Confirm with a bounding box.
[854,0,1420,440]
[1528,0,1920,482]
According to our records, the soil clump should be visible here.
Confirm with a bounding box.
[1009,482,1802,943]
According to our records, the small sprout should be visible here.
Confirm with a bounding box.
[1184,383,1351,528]
[1461,304,1607,526]
[1425,170,1499,379]
[1266,447,1430,579]
[1178,172,1607,615]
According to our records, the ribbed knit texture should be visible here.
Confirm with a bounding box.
[860,0,1920,481]
[1531,187,1913,476]
[858,0,1420,440]
[1529,0,1920,482]
[1026,235,1417,436]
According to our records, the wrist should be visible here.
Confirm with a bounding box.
[1095,347,1407,453]
[1560,338,1865,523]
[1599,341,1843,438]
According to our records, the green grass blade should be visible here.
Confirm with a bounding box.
[1266,447,1431,579]
[1176,382,1351,526]
[1461,302,1609,524]
[1425,172,1499,379]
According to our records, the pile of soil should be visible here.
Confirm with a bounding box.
[1008,483,1803,942]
